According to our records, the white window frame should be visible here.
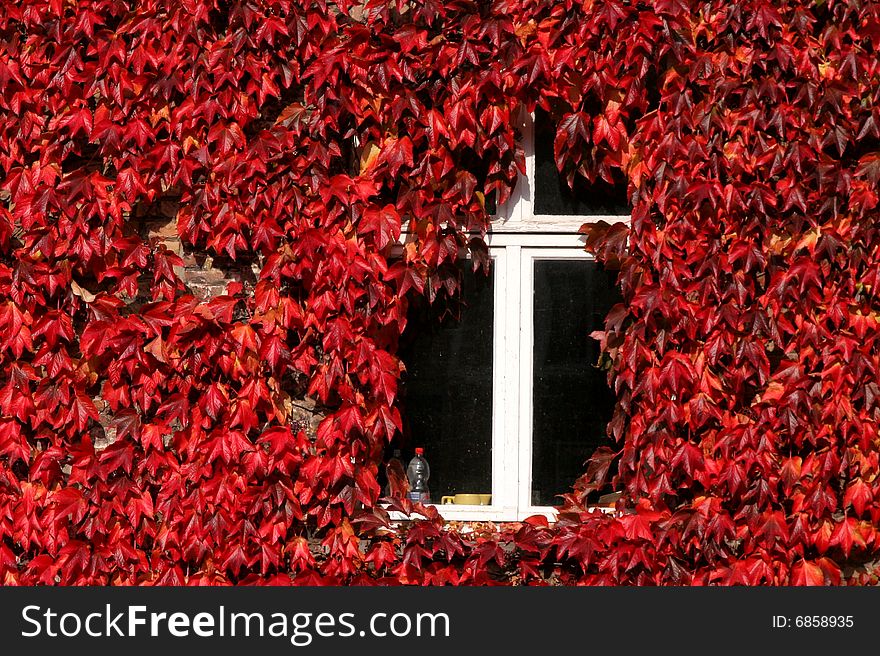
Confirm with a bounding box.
[396,111,630,522]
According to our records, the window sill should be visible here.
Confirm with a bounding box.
[384,504,616,525]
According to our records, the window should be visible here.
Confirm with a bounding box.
[397,111,629,521]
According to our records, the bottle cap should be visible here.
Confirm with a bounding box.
[415,447,424,455]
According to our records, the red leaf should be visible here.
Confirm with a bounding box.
[359,205,400,250]
[70,393,99,432]
[844,479,873,516]
[99,441,135,477]
[201,383,228,420]
[791,560,828,586]
[52,488,87,525]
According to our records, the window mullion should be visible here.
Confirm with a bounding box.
[517,248,534,516]
[492,245,520,515]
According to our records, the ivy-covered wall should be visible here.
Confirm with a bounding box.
[1,0,878,584]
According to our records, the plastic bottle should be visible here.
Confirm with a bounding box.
[406,447,431,503]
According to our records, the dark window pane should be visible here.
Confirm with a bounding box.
[398,264,494,501]
[531,259,619,506]
[534,108,629,215]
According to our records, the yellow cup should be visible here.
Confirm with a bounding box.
[441,493,483,505]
